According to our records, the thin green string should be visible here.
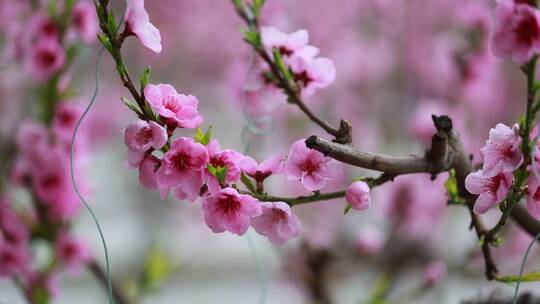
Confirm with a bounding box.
[69,46,114,304]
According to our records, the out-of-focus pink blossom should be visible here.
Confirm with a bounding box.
[155,137,208,200]
[260,26,309,57]
[290,51,336,96]
[52,102,84,141]
[465,170,513,214]
[0,198,29,246]
[144,84,203,128]
[124,120,167,167]
[481,123,523,175]
[492,0,540,64]
[0,243,29,277]
[240,153,285,182]
[205,140,244,193]
[71,1,98,43]
[251,201,301,244]
[354,227,385,256]
[346,181,371,211]
[138,155,160,190]
[284,139,340,191]
[55,233,91,272]
[202,187,262,236]
[125,0,162,53]
[423,260,447,286]
[27,37,65,81]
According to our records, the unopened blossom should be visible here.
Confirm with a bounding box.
[481,123,523,175]
[345,181,371,211]
[240,153,285,182]
[205,140,245,193]
[202,187,262,235]
[71,1,98,43]
[423,260,447,286]
[491,0,540,64]
[124,0,162,53]
[124,120,167,167]
[138,155,160,190]
[251,202,301,244]
[289,51,336,96]
[55,233,91,272]
[465,170,513,214]
[354,228,385,256]
[260,26,309,57]
[27,37,65,81]
[144,84,203,128]
[155,137,208,200]
[527,174,540,219]
[284,139,340,191]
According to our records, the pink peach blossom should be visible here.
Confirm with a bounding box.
[284,139,340,191]
[251,202,301,244]
[491,0,540,64]
[465,170,513,214]
[289,52,336,96]
[144,84,203,128]
[138,155,160,190]
[240,153,285,182]
[52,102,84,141]
[202,187,262,235]
[346,181,371,211]
[27,37,65,81]
[205,139,245,193]
[71,1,98,43]
[124,120,167,167]
[354,227,385,256]
[0,243,29,277]
[125,0,162,53]
[55,232,91,272]
[260,26,309,57]
[0,199,29,246]
[155,137,208,200]
[481,123,523,175]
[527,174,540,220]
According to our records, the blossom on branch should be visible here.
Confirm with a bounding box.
[125,0,162,53]
[465,170,513,214]
[144,83,203,128]
[251,202,301,244]
[345,181,371,211]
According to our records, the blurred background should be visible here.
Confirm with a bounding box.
[1,0,540,303]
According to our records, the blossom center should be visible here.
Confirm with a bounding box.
[301,158,320,175]
[38,50,57,67]
[483,173,505,193]
[216,195,242,216]
[135,127,153,145]
[162,96,180,112]
[294,71,313,87]
[171,152,192,171]
[515,10,540,46]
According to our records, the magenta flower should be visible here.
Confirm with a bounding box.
[0,198,30,247]
[205,140,245,193]
[345,181,371,211]
[240,153,285,182]
[71,1,98,43]
[491,0,540,64]
[55,232,91,273]
[481,123,523,175]
[0,243,30,277]
[144,83,204,128]
[202,187,262,235]
[465,170,513,214]
[527,174,540,220]
[138,155,160,190]
[124,120,167,167]
[289,51,336,96]
[284,139,340,191]
[251,202,301,244]
[27,37,65,81]
[155,137,208,200]
[125,0,162,53]
[260,26,309,57]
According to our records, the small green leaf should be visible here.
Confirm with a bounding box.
[142,245,175,291]
[241,28,261,48]
[207,164,228,184]
[496,271,540,283]
[272,49,293,84]
[445,169,465,205]
[194,126,212,146]
[252,0,266,18]
[241,173,256,193]
[343,204,352,215]
[121,96,144,117]
[107,10,118,38]
[97,34,114,54]
[32,287,51,304]
[140,66,151,89]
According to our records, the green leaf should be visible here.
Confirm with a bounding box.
[142,245,175,291]
[343,204,352,215]
[121,96,144,117]
[97,34,114,54]
[32,287,50,304]
[241,173,256,193]
[107,10,118,38]
[496,271,540,283]
[445,169,465,205]
[272,49,293,84]
[194,126,212,146]
[252,0,266,18]
[241,28,261,48]
[139,66,151,89]
[207,164,228,184]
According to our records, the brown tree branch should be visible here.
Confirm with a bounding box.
[88,260,132,304]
